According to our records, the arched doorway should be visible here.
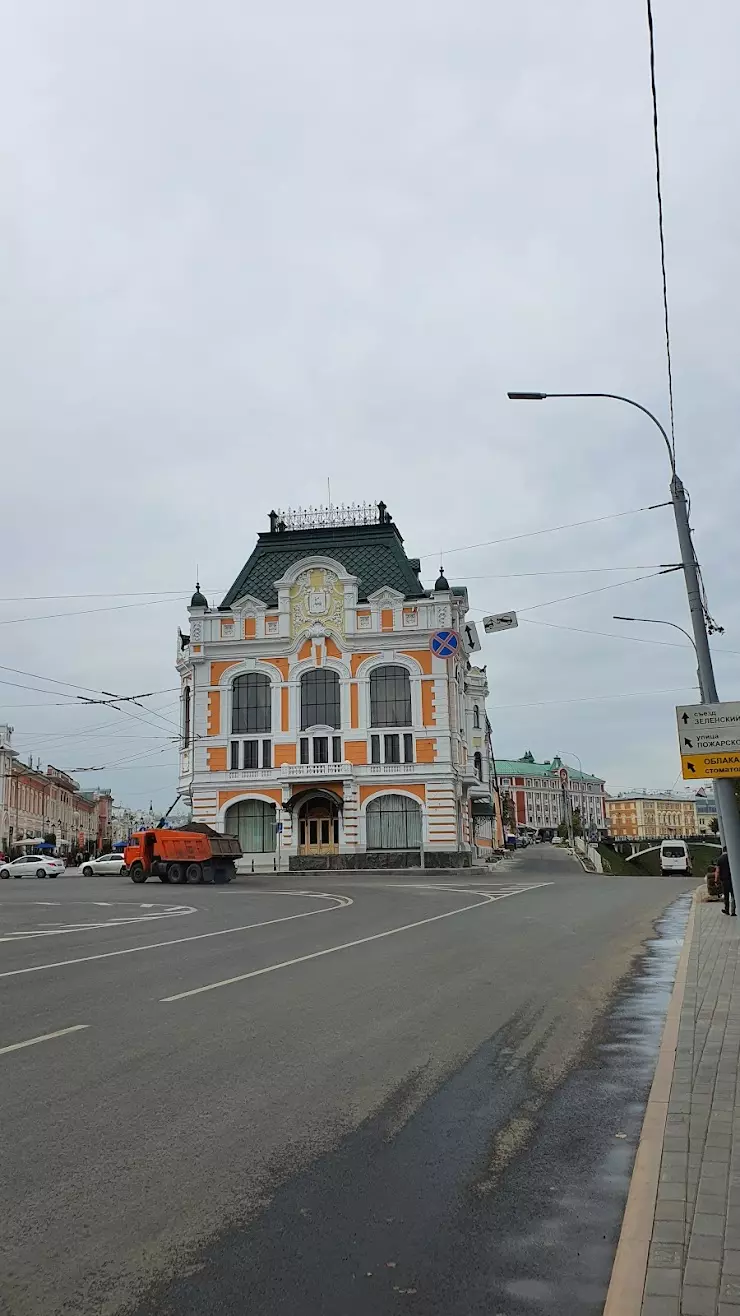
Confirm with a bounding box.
[299,798,340,855]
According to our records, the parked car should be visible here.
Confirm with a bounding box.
[0,854,66,879]
[80,852,128,876]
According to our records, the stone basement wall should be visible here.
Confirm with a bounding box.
[288,851,473,872]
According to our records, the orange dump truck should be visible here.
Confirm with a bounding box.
[124,824,241,885]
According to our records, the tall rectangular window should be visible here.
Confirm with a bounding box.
[403,733,413,763]
[300,669,340,729]
[371,735,380,764]
[332,736,342,763]
[370,666,412,727]
[313,736,329,764]
[230,742,239,770]
[384,734,400,764]
[300,737,309,764]
[262,740,271,769]
[232,674,271,733]
[243,740,259,769]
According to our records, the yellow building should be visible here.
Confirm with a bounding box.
[605,793,698,840]
[177,503,495,869]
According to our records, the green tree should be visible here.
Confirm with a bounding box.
[572,808,584,837]
[710,817,720,835]
[556,820,570,840]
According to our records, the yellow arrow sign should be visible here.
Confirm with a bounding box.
[681,751,740,779]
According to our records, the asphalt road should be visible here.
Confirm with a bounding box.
[0,848,693,1316]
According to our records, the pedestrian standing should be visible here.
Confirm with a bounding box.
[718,846,736,916]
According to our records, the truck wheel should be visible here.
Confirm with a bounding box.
[168,862,187,885]
[185,863,203,884]
[129,862,148,884]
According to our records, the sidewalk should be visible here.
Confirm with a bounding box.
[607,895,740,1316]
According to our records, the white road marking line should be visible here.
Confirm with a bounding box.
[0,893,352,980]
[0,907,198,942]
[93,902,113,907]
[0,1024,89,1056]
[35,902,61,907]
[161,883,552,1003]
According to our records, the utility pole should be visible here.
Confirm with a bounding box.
[670,473,740,877]
[508,391,740,887]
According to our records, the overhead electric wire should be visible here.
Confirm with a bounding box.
[419,501,670,561]
[0,589,204,603]
[492,684,698,711]
[66,745,177,773]
[0,659,179,702]
[470,566,681,621]
[645,0,676,460]
[518,617,740,660]
[452,564,674,580]
[0,595,189,626]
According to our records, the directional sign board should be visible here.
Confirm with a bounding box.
[681,752,740,780]
[430,629,459,659]
[482,611,518,634]
[676,702,740,779]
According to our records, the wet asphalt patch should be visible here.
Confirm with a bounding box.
[125,893,691,1316]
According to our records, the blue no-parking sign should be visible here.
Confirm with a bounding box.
[430,629,459,659]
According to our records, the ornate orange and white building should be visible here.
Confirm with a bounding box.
[177,504,496,869]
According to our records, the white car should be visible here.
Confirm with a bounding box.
[80,852,128,876]
[0,854,65,879]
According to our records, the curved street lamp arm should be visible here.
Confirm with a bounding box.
[508,392,674,472]
[612,615,697,654]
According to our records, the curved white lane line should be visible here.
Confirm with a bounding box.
[0,906,198,942]
[0,891,352,980]
[160,884,549,1003]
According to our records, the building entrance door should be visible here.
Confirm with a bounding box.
[299,801,339,854]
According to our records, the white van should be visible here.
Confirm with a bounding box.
[660,840,692,876]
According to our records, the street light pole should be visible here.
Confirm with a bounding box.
[507,389,740,884]
[613,614,726,846]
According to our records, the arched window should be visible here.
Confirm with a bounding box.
[474,751,483,781]
[370,665,412,727]
[366,794,422,849]
[224,799,276,853]
[473,704,480,728]
[182,686,191,746]
[301,668,340,729]
[232,673,271,733]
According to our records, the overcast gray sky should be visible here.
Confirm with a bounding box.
[2,0,739,811]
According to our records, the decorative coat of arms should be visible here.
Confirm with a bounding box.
[290,568,344,637]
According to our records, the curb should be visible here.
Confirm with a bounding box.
[602,891,697,1316]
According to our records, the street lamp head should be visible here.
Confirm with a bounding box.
[613,615,638,622]
[507,391,547,401]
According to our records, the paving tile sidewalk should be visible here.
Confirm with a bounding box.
[642,899,740,1316]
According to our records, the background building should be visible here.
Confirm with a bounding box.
[0,727,113,856]
[494,751,606,838]
[177,502,496,868]
[605,791,698,839]
[694,788,719,836]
